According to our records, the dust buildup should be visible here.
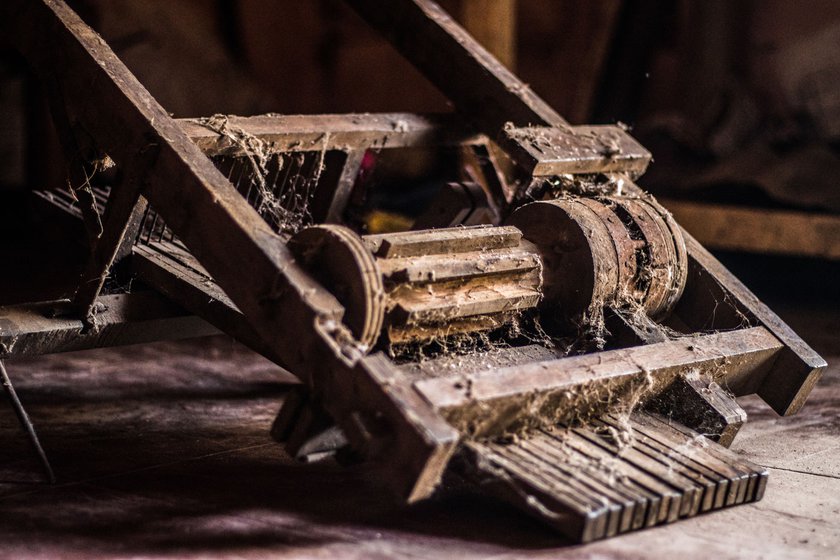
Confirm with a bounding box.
[194,114,328,236]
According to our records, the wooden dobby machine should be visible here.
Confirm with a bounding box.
[0,0,826,543]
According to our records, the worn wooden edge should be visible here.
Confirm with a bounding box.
[130,244,287,366]
[0,292,218,358]
[412,327,784,437]
[679,228,827,416]
[457,409,768,543]
[179,113,484,156]
[323,353,461,503]
[500,125,652,179]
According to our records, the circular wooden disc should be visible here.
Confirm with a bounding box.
[609,197,673,318]
[642,197,688,313]
[506,199,619,322]
[288,225,385,349]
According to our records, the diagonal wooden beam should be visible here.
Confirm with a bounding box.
[345,0,568,133]
[3,0,457,502]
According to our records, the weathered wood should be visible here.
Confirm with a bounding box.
[365,225,521,258]
[71,177,148,324]
[131,242,285,365]
[646,370,747,447]
[507,195,687,326]
[180,113,482,156]
[413,327,783,437]
[377,244,540,285]
[4,0,457,502]
[323,150,364,224]
[388,275,540,326]
[288,225,386,349]
[345,0,568,134]
[679,230,827,416]
[3,0,343,379]
[364,226,542,344]
[0,293,218,359]
[1,318,837,558]
[458,410,767,543]
[500,125,652,179]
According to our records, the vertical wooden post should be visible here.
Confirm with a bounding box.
[460,0,517,70]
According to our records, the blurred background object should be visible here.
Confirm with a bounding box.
[2,0,840,261]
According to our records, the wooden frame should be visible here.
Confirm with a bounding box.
[1,0,826,541]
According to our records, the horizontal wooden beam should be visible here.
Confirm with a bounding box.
[413,327,783,437]
[180,113,483,156]
[0,293,218,358]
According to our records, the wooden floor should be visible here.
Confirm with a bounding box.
[1,302,838,559]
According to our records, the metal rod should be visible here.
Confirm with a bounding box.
[0,360,56,483]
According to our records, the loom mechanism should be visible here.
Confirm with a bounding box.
[0,0,826,543]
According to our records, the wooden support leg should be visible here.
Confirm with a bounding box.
[646,370,747,447]
[72,159,151,324]
[0,360,56,484]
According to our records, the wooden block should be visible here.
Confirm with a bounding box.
[499,125,652,178]
[364,225,521,258]
[646,370,747,447]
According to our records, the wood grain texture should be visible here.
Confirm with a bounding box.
[460,411,767,543]
[180,113,483,155]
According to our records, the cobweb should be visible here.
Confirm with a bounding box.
[136,114,332,244]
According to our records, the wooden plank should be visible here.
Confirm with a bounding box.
[71,180,148,323]
[499,125,652,179]
[389,276,541,324]
[179,113,482,156]
[645,370,747,447]
[345,0,568,134]
[459,410,767,543]
[377,246,540,284]
[413,327,784,437]
[365,225,521,258]
[0,293,218,358]
[661,199,840,261]
[323,150,364,224]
